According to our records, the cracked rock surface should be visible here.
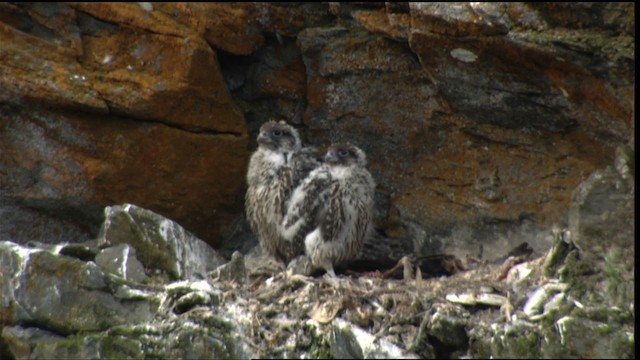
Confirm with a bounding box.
[1,3,633,262]
[0,3,634,358]
[0,146,634,358]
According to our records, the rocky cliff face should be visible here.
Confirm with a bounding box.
[1,4,634,358]
[0,142,634,358]
[0,2,248,248]
[0,3,634,264]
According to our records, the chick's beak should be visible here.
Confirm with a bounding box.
[257,131,272,145]
[324,151,339,163]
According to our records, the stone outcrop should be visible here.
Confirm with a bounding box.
[1,147,634,358]
[2,3,633,263]
[0,241,155,335]
[0,2,633,261]
[0,8,635,358]
[0,206,249,359]
[98,204,227,280]
[0,2,248,248]
[294,2,633,262]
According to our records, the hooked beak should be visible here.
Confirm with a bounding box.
[257,132,272,145]
[324,151,339,163]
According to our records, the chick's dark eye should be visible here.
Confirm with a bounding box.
[338,150,350,157]
[273,130,283,137]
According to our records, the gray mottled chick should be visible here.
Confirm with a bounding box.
[245,120,320,263]
[281,143,376,277]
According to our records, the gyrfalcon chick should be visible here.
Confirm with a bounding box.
[281,143,375,277]
[245,120,320,263]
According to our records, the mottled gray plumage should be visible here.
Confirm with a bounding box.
[281,143,376,277]
[245,120,320,263]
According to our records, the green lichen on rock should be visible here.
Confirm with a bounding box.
[25,313,245,359]
[609,329,635,359]
[471,322,543,359]
[602,247,634,307]
[552,316,631,358]
[96,335,144,359]
[18,331,143,359]
[98,204,227,280]
[510,27,634,65]
[292,321,332,359]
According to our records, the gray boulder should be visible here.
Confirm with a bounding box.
[95,243,148,283]
[0,239,254,359]
[0,241,155,335]
[97,204,227,280]
[331,318,419,359]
